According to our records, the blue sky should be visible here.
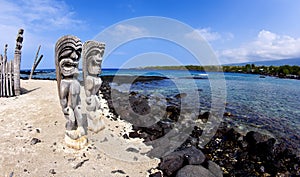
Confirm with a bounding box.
[1,0,300,69]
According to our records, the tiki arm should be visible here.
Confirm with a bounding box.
[94,77,102,110]
[60,80,70,117]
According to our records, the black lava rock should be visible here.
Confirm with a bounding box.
[174,146,206,165]
[245,131,274,145]
[166,106,180,121]
[159,153,185,176]
[49,169,56,174]
[176,165,216,177]
[245,131,276,161]
[149,171,163,177]
[207,161,223,177]
[174,93,187,99]
[198,112,209,122]
[30,138,41,145]
[111,169,126,174]
[159,146,206,176]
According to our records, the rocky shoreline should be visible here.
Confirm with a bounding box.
[100,80,300,177]
[19,74,300,176]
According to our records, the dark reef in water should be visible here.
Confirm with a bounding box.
[21,74,168,83]
[100,75,168,83]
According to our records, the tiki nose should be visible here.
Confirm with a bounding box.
[70,50,78,59]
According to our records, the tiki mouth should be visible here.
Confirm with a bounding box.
[59,59,79,76]
[62,61,78,70]
[93,58,102,65]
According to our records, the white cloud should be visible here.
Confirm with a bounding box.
[0,0,83,45]
[196,28,221,41]
[100,24,149,53]
[0,0,84,68]
[185,28,220,42]
[0,0,83,32]
[185,28,234,44]
[108,24,148,39]
[221,30,300,63]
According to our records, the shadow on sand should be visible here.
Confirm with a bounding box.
[20,87,40,95]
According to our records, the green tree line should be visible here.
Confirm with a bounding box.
[143,64,300,78]
[222,64,300,77]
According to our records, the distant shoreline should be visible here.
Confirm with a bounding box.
[138,64,300,80]
[20,64,300,80]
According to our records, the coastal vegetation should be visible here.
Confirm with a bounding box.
[223,64,300,78]
[143,64,300,79]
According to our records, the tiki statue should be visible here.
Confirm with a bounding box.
[14,29,24,96]
[15,29,24,51]
[55,35,87,149]
[82,40,106,133]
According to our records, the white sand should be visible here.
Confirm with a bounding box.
[0,79,159,177]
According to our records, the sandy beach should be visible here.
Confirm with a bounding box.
[0,79,159,177]
[1,78,299,177]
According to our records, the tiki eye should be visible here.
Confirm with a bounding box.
[60,48,73,58]
[76,48,82,57]
[90,50,99,56]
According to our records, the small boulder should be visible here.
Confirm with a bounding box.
[208,161,223,177]
[223,112,233,117]
[159,146,206,176]
[30,138,41,145]
[149,171,163,177]
[128,131,140,138]
[245,131,276,160]
[224,128,241,141]
[166,106,180,121]
[159,154,185,176]
[245,131,274,145]
[176,165,216,177]
[174,93,187,99]
[175,146,206,165]
[198,112,209,123]
[49,169,56,174]
[126,147,139,153]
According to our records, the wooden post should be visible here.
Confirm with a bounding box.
[2,59,6,97]
[2,49,7,97]
[5,61,9,96]
[8,61,13,96]
[0,54,2,96]
[13,29,24,96]
[11,61,14,95]
[13,50,20,95]
[29,45,42,80]
[3,44,8,96]
[29,54,43,80]
[34,55,43,71]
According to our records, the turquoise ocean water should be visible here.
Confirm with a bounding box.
[22,69,300,152]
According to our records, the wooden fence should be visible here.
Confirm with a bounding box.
[0,29,24,97]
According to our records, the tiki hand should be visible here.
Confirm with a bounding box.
[86,97,92,105]
[63,107,75,122]
[63,107,70,115]
[86,96,96,112]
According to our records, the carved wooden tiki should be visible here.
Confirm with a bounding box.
[55,35,87,149]
[82,40,106,133]
[14,29,24,96]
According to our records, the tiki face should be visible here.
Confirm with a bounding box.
[87,48,103,75]
[83,41,105,76]
[56,36,82,77]
[59,47,81,76]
